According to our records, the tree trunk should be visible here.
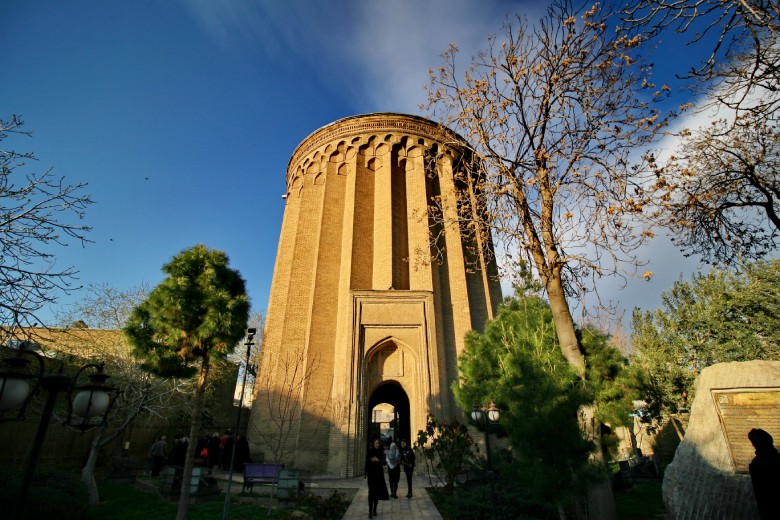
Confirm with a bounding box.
[80,384,150,506]
[82,432,103,506]
[176,357,210,520]
[581,404,617,520]
[545,273,615,520]
[544,271,585,375]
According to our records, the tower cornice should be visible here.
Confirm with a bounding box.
[287,113,468,185]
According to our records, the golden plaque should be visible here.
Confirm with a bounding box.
[711,388,780,473]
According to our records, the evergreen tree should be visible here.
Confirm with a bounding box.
[454,295,599,509]
[581,327,641,430]
[124,244,249,520]
[630,259,780,417]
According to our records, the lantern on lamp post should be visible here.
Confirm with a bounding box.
[68,362,117,430]
[471,400,500,472]
[0,342,118,520]
[0,342,44,422]
[471,400,500,520]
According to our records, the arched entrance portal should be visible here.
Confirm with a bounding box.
[367,382,411,447]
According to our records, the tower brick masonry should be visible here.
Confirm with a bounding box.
[247,113,502,477]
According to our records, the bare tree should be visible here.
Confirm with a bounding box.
[0,115,93,331]
[651,112,779,263]
[250,347,328,465]
[54,283,150,329]
[47,284,197,505]
[425,3,675,517]
[624,0,780,118]
[624,1,780,263]
[78,348,195,506]
[426,0,671,371]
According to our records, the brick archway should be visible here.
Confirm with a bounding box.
[367,381,411,447]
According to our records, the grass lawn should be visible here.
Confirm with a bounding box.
[85,481,283,520]
[614,481,666,520]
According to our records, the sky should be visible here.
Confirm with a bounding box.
[1,0,713,332]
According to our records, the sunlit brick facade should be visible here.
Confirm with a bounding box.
[248,113,501,476]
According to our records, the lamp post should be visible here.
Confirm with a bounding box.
[471,400,500,520]
[222,327,256,520]
[471,400,500,472]
[0,342,118,520]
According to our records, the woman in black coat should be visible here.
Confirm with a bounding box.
[365,438,389,517]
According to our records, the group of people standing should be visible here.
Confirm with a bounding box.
[195,430,252,471]
[146,429,252,476]
[146,434,191,476]
[365,438,416,518]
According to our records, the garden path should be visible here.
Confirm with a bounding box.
[339,475,442,520]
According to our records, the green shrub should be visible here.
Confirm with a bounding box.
[428,477,558,520]
[415,416,478,495]
[291,491,350,520]
[614,481,665,520]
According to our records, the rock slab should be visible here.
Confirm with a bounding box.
[663,360,780,520]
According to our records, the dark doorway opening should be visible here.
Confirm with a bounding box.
[367,382,411,448]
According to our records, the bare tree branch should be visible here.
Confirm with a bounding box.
[426,0,672,367]
[0,115,93,331]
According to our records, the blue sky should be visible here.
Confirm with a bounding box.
[2,0,709,330]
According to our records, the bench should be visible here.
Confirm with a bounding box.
[242,463,284,492]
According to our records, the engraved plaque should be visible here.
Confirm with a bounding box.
[711,388,780,473]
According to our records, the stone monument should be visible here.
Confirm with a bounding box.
[663,360,780,519]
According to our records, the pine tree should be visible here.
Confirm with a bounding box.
[124,244,249,520]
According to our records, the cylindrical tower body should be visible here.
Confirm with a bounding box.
[248,113,502,476]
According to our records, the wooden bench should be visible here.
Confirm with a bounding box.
[242,463,284,492]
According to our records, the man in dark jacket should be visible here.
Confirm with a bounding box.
[399,439,416,498]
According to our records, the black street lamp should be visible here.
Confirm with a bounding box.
[471,400,500,520]
[0,342,118,520]
[222,327,257,520]
[471,400,500,472]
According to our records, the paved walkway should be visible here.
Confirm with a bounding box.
[203,469,443,519]
[339,476,443,520]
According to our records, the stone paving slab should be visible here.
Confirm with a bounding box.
[340,476,443,520]
[205,470,444,519]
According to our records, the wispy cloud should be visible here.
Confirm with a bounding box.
[345,1,547,112]
[174,0,720,324]
[177,0,545,113]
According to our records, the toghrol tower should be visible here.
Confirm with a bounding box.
[248,113,502,477]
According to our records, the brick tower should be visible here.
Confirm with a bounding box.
[247,113,502,477]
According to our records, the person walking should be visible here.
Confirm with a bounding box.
[399,439,416,498]
[222,430,235,470]
[207,433,220,469]
[145,438,155,475]
[219,429,233,470]
[171,433,188,467]
[365,438,389,517]
[386,442,401,498]
[234,435,252,472]
[150,435,168,477]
